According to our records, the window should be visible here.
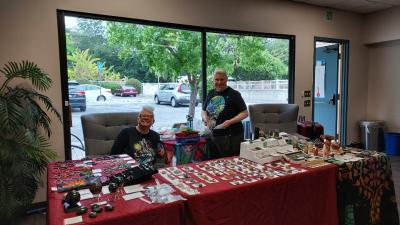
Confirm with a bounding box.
[60,11,294,159]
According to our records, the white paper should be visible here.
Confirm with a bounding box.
[92,169,102,173]
[64,216,82,225]
[123,184,144,194]
[139,197,151,204]
[122,192,144,201]
[214,124,225,129]
[80,193,94,200]
[102,186,110,195]
[78,189,91,195]
[90,201,107,206]
[315,61,325,98]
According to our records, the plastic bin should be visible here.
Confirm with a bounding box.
[359,120,385,151]
[385,132,400,155]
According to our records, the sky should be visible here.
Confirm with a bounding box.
[65,16,77,29]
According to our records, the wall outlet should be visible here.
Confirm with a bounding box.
[303,90,311,98]
[304,100,311,107]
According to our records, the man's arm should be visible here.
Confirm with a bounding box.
[219,109,248,129]
[201,110,209,125]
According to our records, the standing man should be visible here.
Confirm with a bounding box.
[111,106,166,169]
[202,69,248,158]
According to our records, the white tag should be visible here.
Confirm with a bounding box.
[123,184,144,194]
[92,169,102,173]
[102,186,110,195]
[90,200,107,206]
[139,197,151,204]
[122,192,144,201]
[78,189,91,195]
[119,154,129,158]
[126,160,136,164]
[51,187,57,192]
[123,157,132,161]
[64,216,82,225]
[80,193,94,200]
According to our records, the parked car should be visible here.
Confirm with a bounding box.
[68,82,86,112]
[154,83,199,107]
[75,84,113,102]
[113,85,138,97]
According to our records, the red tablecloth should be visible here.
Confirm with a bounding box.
[155,159,339,225]
[47,160,184,225]
[48,156,338,225]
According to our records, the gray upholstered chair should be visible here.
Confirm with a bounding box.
[81,112,139,156]
[248,104,299,134]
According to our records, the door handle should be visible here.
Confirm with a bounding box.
[328,94,337,105]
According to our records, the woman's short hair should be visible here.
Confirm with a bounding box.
[140,105,155,115]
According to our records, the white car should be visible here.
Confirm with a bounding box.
[154,83,199,107]
[76,84,113,102]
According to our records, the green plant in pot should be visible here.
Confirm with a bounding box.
[0,61,61,224]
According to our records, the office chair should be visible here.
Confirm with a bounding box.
[81,112,139,156]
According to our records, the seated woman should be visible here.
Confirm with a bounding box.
[111,105,166,169]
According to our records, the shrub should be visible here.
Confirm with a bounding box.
[99,82,121,93]
[126,78,143,94]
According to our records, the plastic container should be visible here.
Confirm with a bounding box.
[385,132,400,155]
[359,120,385,151]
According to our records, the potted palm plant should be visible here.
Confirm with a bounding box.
[0,61,61,224]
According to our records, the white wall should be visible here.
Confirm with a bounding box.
[366,41,400,132]
[0,0,368,202]
[364,6,400,132]
[363,7,400,44]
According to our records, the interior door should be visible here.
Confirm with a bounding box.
[313,43,339,136]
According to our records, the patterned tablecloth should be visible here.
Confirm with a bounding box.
[162,138,208,166]
[335,153,399,225]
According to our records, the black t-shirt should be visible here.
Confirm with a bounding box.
[110,127,162,168]
[203,86,247,136]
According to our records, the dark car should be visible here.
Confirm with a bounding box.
[113,85,138,97]
[68,82,86,112]
[154,83,199,107]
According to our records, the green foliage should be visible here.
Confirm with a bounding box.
[67,17,157,82]
[68,49,100,80]
[126,78,143,94]
[266,38,290,66]
[0,61,60,224]
[68,49,122,81]
[107,22,202,116]
[100,82,121,93]
[66,17,290,117]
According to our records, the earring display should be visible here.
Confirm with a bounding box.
[157,157,308,194]
[51,155,138,192]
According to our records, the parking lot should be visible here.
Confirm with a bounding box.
[70,95,203,158]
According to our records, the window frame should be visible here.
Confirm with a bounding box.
[57,10,295,160]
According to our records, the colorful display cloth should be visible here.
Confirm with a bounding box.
[47,156,184,225]
[162,138,208,165]
[155,157,339,225]
[335,154,399,225]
